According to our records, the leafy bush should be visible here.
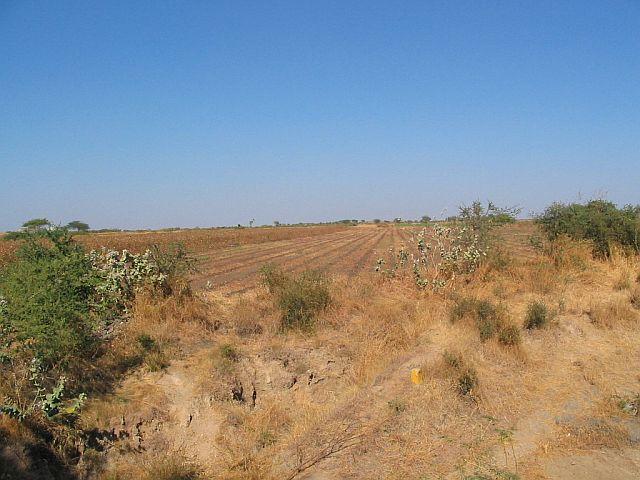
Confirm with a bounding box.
[524,301,548,330]
[449,296,478,322]
[0,229,99,366]
[261,265,331,330]
[377,201,519,289]
[498,324,521,346]
[476,300,500,342]
[536,200,640,257]
[0,229,195,426]
[88,242,197,315]
[457,201,520,251]
[449,297,504,342]
[442,351,479,397]
[458,367,479,396]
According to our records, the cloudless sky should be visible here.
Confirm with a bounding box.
[1,1,639,230]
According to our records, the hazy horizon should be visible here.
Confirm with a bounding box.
[2,1,639,231]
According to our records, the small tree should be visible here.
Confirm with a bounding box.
[372,219,381,224]
[0,228,98,366]
[274,221,281,227]
[458,201,520,251]
[421,215,432,223]
[536,200,640,257]
[66,220,90,232]
[21,218,50,232]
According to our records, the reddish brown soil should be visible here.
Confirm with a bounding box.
[192,226,402,293]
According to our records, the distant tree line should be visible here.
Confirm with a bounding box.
[3,218,91,240]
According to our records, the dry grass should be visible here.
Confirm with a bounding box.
[99,453,202,480]
[630,285,640,310]
[586,297,638,328]
[553,420,630,451]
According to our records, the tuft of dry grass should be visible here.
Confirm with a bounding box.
[629,285,640,310]
[342,292,429,385]
[231,298,269,336]
[99,453,202,480]
[613,270,632,290]
[587,297,638,328]
[553,420,630,451]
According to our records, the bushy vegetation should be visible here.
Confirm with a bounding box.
[0,228,99,366]
[377,201,519,289]
[261,265,331,330]
[443,351,478,396]
[536,200,640,257]
[498,324,521,346]
[449,296,518,344]
[524,301,549,329]
[475,300,500,341]
[0,226,196,444]
[457,201,520,250]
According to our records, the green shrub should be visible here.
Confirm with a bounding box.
[219,343,239,362]
[498,324,521,346]
[450,296,477,322]
[443,350,464,369]
[457,201,520,251]
[442,351,479,396]
[0,229,98,366]
[476,300,500,341]
[458,367,478,396]
[260,266,331,330]
[450,297,503,342]
[536,200,640,257]
[524,301,548,330]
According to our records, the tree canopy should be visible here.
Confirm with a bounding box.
[66,221,90,232]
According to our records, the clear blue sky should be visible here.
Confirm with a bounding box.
[1,1,638,230]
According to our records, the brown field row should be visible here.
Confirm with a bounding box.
[0,224,350,266]
[194,222,541,296]
[193,225,401,293]
[0,223,539,293]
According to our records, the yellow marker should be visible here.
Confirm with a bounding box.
[411,368,423,385]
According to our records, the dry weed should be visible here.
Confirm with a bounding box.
[587,297,638,328]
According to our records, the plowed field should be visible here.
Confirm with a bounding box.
[192,225,412,293]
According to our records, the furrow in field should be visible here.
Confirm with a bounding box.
[195,229,356,266]
[198,230,365,277]
[221,229,379,295]
[251,228,379,278]
[295,228,383,275]
[194,231,369,290]
[343,228,389,276]
[198,229,378,291]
